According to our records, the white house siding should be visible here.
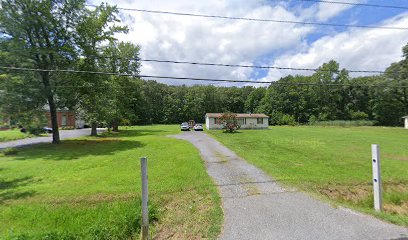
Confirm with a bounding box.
[206,117,223,130]
[404,117,408,129]
[205,115,269,130]
[239,117,269,129]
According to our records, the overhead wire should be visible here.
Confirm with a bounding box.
[297,0,408,10]
[85,4,408,30]
[75,55,407,74]
[1,66,408,88]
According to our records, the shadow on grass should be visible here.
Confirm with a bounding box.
[12,138,145,161]
[0,176,39,203]
[102,129,168,138]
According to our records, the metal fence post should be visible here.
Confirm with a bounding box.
[140,157,149,240]
[371,144,382,212]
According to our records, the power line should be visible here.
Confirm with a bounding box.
[297,0,408,10]
[139,58,392,74]
[1,66,408,88]
[82,55,399,74]
[85,5,408,30]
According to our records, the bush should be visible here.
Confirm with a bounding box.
[350,111,369,120]
[27,126,45,136]
[270,112,296,126]
[220,113,241,133]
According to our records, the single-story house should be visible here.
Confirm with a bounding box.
[205,113,269,130]
[45,110,77,128]
[403,116,408,129]
[43,106,86,128]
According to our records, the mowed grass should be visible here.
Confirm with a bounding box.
[0,129,28,142]
[208,126,408,226]
[0,125,222,239]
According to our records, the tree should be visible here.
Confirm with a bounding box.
[0,0,86,143]
[75,3,127,136]
[220,112,240,133]
[101,41,141,131]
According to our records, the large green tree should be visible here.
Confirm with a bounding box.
[75,3,127,136]
[0,0,86,143]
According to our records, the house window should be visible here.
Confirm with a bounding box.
[257,118,263,124]
[237,118,246,125]
[61,115,68,126]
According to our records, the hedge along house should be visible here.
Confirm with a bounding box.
[205,113,269,130]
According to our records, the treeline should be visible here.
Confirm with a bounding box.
[127,55,408,126]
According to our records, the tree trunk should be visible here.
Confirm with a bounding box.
[42,72,60,144]
[91,122,97,136]
[112,119,119,132]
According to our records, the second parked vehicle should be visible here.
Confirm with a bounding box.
[194,124,203,131]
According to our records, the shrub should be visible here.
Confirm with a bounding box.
[350,111,369,120]
[270,112,296,126]
[27,126,45,136]
[220,112,241,133]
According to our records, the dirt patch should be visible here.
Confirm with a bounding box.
[317,184,371,204]
[317,182,408,216]
[237,176,261,196]
[384,154,408,161]
[384,201,408,216]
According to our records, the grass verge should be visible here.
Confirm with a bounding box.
[208,126,408,226]
[0,125,222,239]
[0,129,29,142]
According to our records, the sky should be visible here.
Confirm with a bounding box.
[91,0,408,86]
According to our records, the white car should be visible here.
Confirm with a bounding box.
[194,124,203,131]
[180,122,190,131]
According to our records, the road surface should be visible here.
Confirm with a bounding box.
[172,131,408,240]
[0,128,105,150]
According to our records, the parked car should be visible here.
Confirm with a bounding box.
[180,122,190,131]
[194,124,203,131]
[43,127,53,133]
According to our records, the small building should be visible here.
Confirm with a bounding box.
[205,113,269,130]
[44,110,77,128]
[403,116,408,129]
[43,106,86,129]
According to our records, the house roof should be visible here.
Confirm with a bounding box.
[205,113,269,118]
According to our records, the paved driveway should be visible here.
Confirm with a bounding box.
[172,131,408,240]
[0,128,105,149]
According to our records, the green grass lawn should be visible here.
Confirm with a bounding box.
[208,126,408,226]
[0,125,222,239]
[0,129,29,142]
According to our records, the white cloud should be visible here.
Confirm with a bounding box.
[90,0,408,86]
[261,12,408,82]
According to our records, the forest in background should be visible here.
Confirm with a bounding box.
[114,53,408,127]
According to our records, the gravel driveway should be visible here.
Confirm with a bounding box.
[172,131,408,240]
[0,128,105,149]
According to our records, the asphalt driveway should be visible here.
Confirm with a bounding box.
[172,131,408,240]
[0,128,105,149]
